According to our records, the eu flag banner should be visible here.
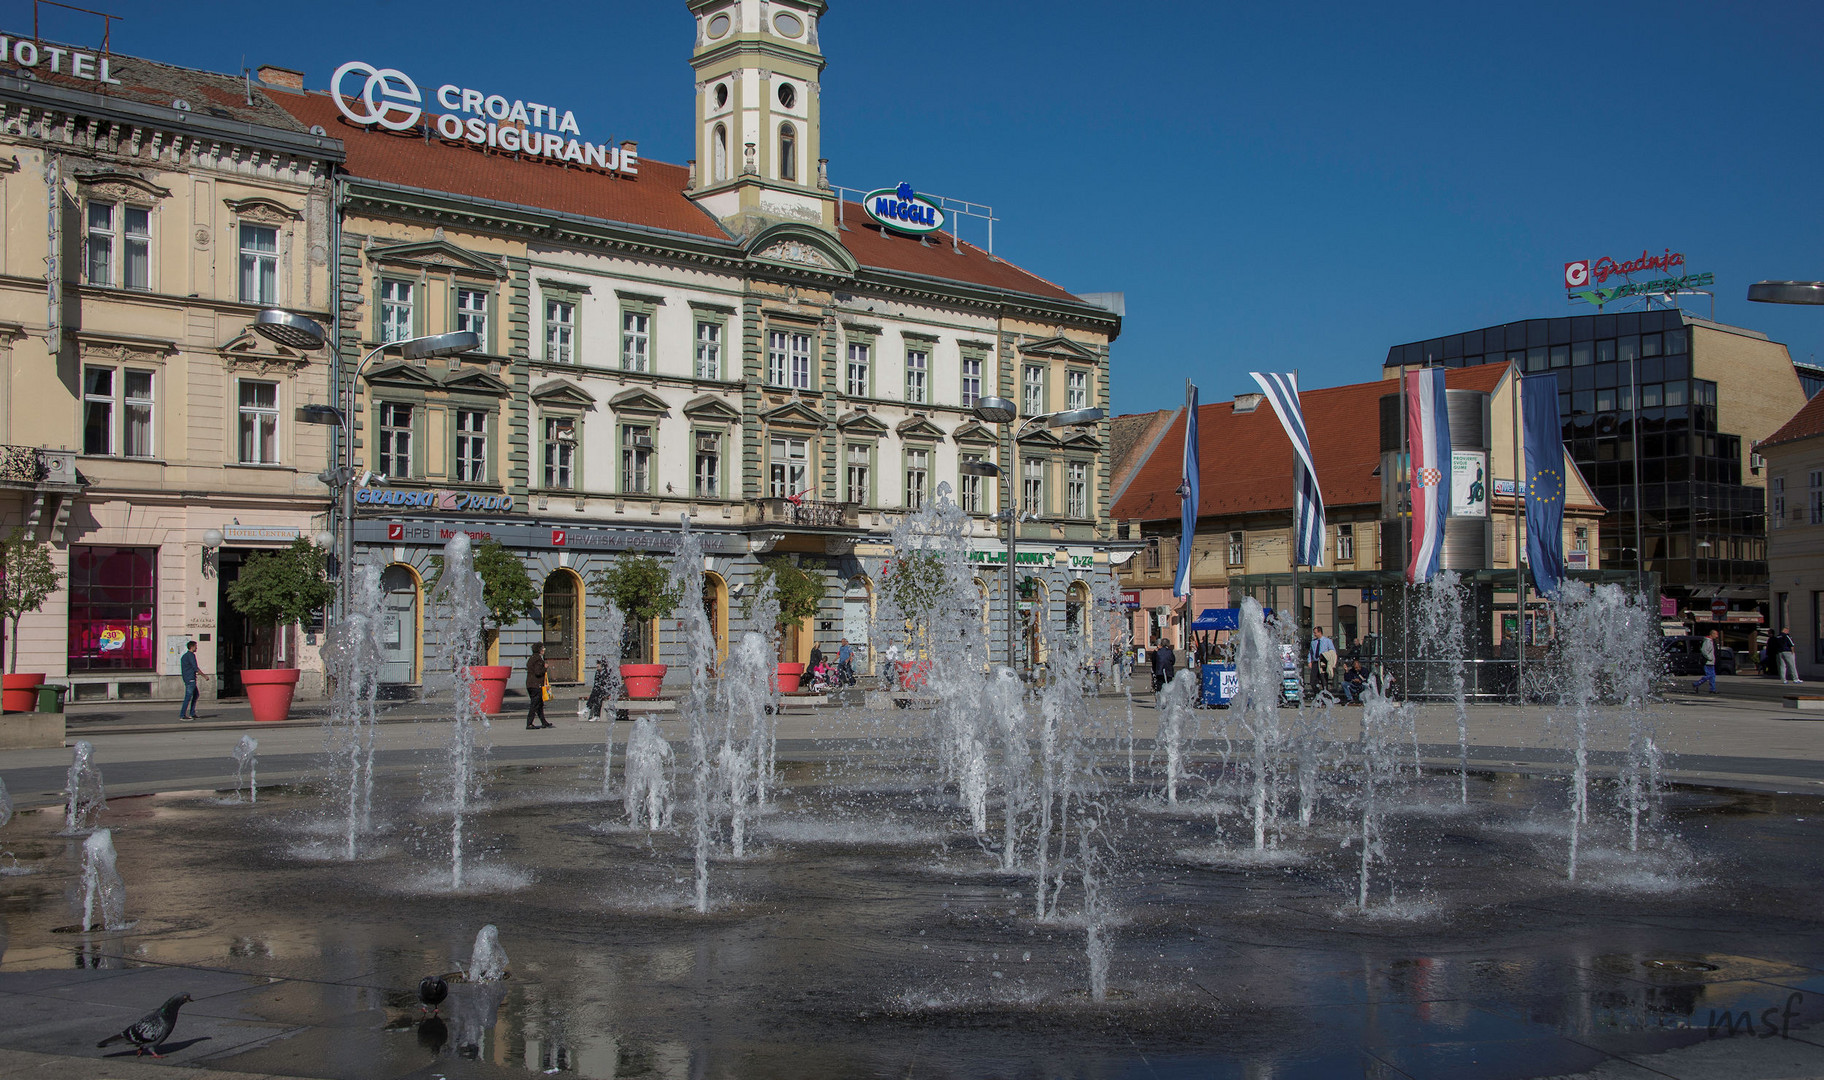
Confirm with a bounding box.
[1249,372,1326,568]
[1521,375,1566,598]
[1173,383,1199,598]
[1405,367,1452,584]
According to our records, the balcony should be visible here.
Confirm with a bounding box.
[0,446,76,488]
[747,497,859,530]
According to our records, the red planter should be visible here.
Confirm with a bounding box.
[241,668,301,723]
[620,663,667,700]
[897,660,932,691]
[2,672,44,713]
[467,665,512,715]
[775,662,806,694]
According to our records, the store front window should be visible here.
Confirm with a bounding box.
[68,546,158,671]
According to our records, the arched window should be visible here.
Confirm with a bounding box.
[542,569,581,683]
[778,122,796,181]
[713,123,728,182]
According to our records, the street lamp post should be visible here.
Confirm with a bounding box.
[968,397,1105,675]
[256,310,480,621]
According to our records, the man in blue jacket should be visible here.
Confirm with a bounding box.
[178,641,207,721]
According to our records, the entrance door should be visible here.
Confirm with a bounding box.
[842,577,870,671]
[543,572,579,683]
[379,565,419,684]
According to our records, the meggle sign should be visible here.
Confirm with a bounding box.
[330,61,637,175]
[864,182,945,236]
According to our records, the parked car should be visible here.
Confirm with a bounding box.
[1662,636,1737,676]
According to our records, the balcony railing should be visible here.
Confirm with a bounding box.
[0,445,49,484]
[749,497,859,529]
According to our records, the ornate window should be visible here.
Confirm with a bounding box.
[378,402,413,479]
[959,452,985,513]
[238,224,278,305]
[379,279,413,343]
[544,416,576,490]
[846,342,870,398]
[82,365,155,458]
[621,310,650,372]
[767,329,812,389]
[960,356,982,408]
[455,288,489,349]
[846,443,871,504]
[85,201,150,290]
[621,423,653,494]
[1022,458,1044,516]
[1228,531,1245,566]
[1337,522,1355,561]
[1066,368,1089,411]
[905,347,928,405]
[778,121,796,182]
[454,409,487,483]
[1066,461,1088,518]
[694,431,721,498]
[696,321,722,380]
[237,380,278,465]
[1023,364,1045,416]
[545,298,576,363]
[905,447,929,511]
[769,435,808,497]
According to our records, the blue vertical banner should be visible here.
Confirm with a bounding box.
[1250,372,1326,567]
[1522,375,1566,598]
[1173,382,1199,598]
[1405,367,1452,584]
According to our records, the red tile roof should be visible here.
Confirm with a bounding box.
[18,45,312,131]
[1113,366,1511,522]
[271,91,1091,305]
[1757,391,1824,451]
[273,92,728,239]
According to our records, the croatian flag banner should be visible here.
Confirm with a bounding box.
[1249,372,1326,568]
[1405,367,1452,584]
[1173,383,1199,598]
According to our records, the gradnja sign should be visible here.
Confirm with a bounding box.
[330,61,637,175]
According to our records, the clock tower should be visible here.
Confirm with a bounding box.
[686,0,834,238]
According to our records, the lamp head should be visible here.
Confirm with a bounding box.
[972,396,1018,424]
[959,460,1002,478]
[201,528,224,550]
[1046,407,1106,428]
[295,403,344,426]
[401,330,481,360]
[253,309,327,350]
[1748,281,1824,306]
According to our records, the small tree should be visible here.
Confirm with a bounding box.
[749,556,826,662]
[880,550,944,646]
[427,539,539,659]
[223,538,333,669]
[0,528,61,673]
[591,554,682,663]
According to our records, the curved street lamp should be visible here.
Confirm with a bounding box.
[1748,281,1824,306]
[258,309,481,621]
[969,399,1107,674]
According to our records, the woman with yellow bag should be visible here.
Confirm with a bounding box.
[525,642,554,730]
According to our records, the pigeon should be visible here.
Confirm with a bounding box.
[97,992,191,1057]
[417,975,448,1014]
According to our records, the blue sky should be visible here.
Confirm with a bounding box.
[31,1,1824,416]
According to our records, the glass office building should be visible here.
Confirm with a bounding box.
[1386,309,1774,605]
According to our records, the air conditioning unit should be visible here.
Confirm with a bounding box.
[1750,452,1765,474]
[630,433,653,448]
[554,427,576,442]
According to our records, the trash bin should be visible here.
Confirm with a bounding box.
[36,684,66,714]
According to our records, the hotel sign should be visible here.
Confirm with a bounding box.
[864,182,946,236]
[329,60,637,175]
[0,35,123,84]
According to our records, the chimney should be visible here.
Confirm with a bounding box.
[1232,392,1264,413]
[257,65,304,91]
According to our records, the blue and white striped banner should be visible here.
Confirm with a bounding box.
[1173,383,1199,598]
[1249,371,1327,568]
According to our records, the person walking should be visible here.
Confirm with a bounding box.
[1308,626,1336,691]
[837,638,855,687]
[1156,638,1177,687]
[177,640,208,721]
[1692,631,1719,695]
[525,642,554,729]
[1773,625,1802,684]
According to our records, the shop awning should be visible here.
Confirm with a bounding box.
[1192,608,1237,631]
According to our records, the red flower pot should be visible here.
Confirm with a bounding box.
[240,668,301,723]
[467,665,512,715]
[620,663,667,700]
[775,662,805,694]
[897,660,932,691]
[2,672,44,713]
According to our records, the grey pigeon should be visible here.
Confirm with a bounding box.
[97,992,191,1057]
[417,975,448,1013]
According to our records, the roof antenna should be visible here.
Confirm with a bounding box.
[243,55,252,105]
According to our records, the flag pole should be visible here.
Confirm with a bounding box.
[1513,363,1526,702]
[1291,369,1302,702]
[1399,364,1410,697]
